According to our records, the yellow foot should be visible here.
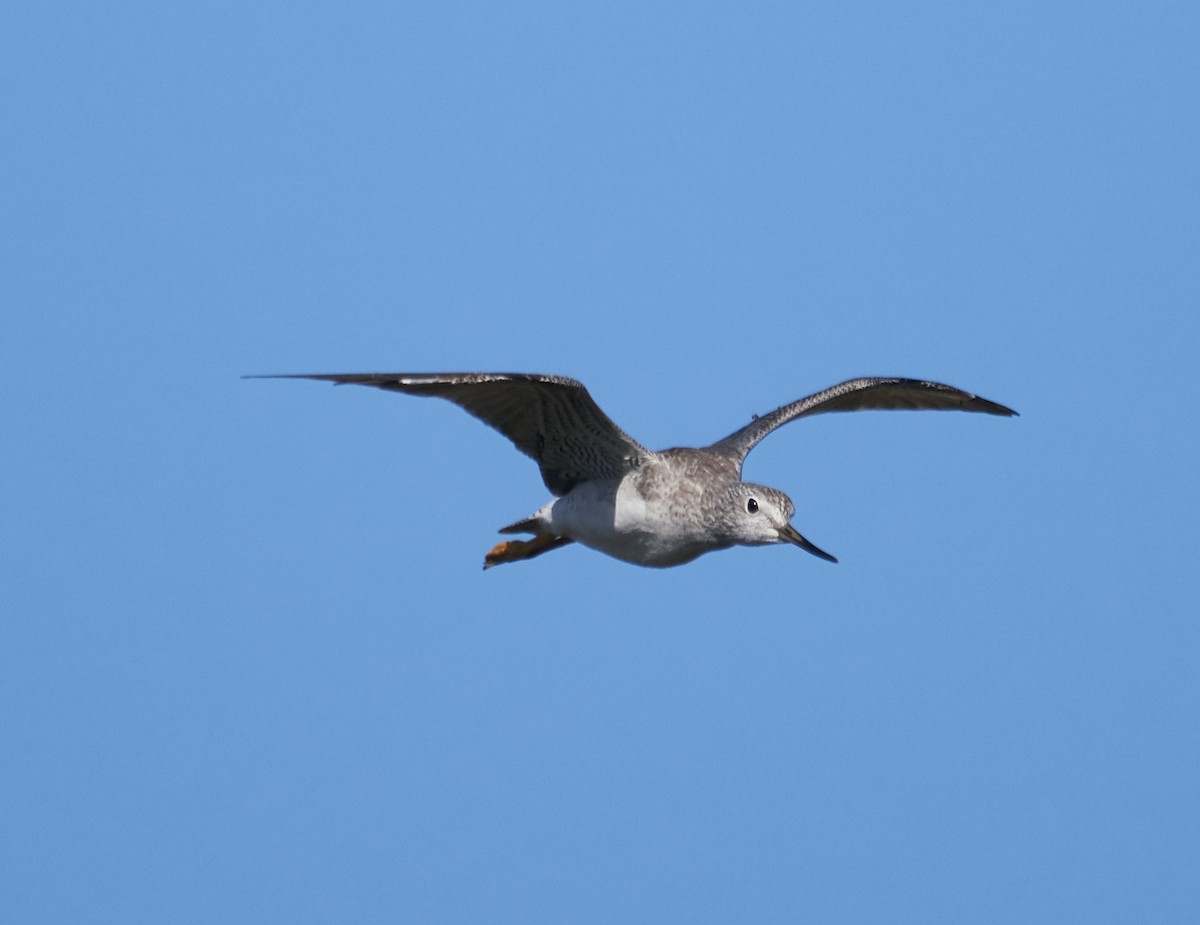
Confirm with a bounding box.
[483,534,571,569]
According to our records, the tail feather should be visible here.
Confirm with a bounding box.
[498,516,543,535]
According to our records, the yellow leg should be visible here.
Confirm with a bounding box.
[483,534,572,569]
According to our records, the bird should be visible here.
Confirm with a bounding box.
[249,372,1017,569]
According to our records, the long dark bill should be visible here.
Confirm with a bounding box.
[778,524,838,564]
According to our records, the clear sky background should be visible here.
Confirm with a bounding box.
[4,2,1198,922]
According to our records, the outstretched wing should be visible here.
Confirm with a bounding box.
[707,377,1017,467]
[251,372,652,495]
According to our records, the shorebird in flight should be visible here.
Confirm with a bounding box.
[251,373,1016,569]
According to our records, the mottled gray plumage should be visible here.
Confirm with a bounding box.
[249,372,1016,569]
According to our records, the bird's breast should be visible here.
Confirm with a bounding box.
[547,476,716,567]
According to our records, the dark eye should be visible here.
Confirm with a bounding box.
[746,498,759,514]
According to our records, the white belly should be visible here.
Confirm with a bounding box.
[545,479,714,568]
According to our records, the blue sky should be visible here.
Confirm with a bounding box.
[3,1,1198,922]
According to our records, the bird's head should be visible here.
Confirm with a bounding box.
[727,483,838,563]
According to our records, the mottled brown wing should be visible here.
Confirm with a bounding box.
[252,372,652,495]
[708,377,1017,467]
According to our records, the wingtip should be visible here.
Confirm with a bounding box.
[240,373,348,384]
[972,396,1019,417]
